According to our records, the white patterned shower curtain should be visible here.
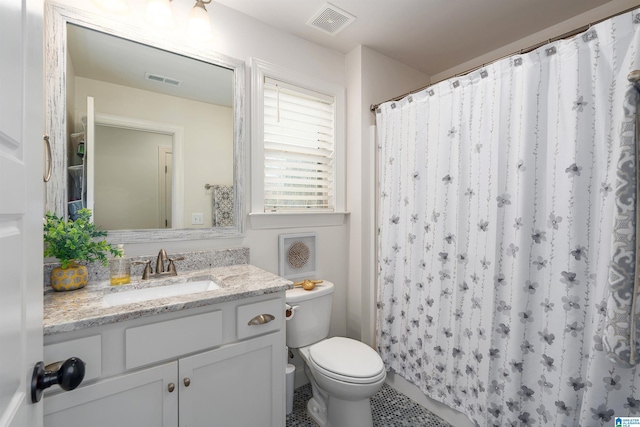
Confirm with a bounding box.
[376,10,640,427]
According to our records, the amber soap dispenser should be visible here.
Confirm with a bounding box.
[109,244,131,285]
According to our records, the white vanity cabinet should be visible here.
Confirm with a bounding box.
[42,293,286,427]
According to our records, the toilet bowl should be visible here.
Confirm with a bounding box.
[286,282,386,427]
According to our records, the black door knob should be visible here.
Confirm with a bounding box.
[31,357,85,403]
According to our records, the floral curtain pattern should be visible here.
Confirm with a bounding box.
[376,11,640,426]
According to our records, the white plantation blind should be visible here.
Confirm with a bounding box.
[263,77,335,211]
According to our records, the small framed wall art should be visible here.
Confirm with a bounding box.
[278,232,317,279]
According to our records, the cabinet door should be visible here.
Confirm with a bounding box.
[44,362,178,427]
[179,333,285,427]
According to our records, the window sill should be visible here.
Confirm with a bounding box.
[249,212,349,229]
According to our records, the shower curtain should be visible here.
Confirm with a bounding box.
[376,10,640,427]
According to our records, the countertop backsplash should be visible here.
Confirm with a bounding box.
[43,247,250,289]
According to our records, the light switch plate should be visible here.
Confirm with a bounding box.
[191,213,204,225]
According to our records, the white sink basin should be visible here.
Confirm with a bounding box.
[103,280,220,307]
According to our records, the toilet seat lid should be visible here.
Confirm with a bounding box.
[309,337,384,379]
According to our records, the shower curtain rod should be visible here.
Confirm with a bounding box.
[370,5,640,112]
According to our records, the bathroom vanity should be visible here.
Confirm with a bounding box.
[41,4,287,424]
[42,263,291,427]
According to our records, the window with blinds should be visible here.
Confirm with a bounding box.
[263,77,335,212]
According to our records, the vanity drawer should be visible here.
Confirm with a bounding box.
[125,310,222,369]
[44,335,102,385]
[236,298,283,340]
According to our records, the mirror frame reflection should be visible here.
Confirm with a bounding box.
[45,2,245,242]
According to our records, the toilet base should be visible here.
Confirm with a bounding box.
[306,395,373,427]
[326,395,373,427]
[306,396,328,426]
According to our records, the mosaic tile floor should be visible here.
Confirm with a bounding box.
[286,383,452,427]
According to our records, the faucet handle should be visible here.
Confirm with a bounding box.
[132,260,152,280]
[166,256,184,275]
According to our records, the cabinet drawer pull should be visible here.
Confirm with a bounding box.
[248,314,275,326]
[184,377,191,387]
[168,383,175,393]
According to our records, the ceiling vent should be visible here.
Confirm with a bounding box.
[144,72,182,86]
[307,3,355,36]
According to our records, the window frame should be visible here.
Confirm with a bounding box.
[250,58,347,229]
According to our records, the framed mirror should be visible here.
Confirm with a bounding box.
[45,2,245,242]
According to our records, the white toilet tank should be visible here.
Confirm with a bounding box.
[285,281,334,349]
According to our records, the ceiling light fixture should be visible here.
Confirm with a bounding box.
[145,0,176,28]
[188,0,213,40]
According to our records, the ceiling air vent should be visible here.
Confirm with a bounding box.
[307,3,355,36]
[144,72,182,86]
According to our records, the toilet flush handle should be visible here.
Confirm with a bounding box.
[285,304,298,320]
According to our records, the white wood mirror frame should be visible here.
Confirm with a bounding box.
[45,2,245,242]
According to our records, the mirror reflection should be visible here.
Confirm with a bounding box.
[65,23,234,230]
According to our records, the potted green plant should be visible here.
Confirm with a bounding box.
[44,208,121,291]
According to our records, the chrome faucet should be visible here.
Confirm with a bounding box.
[132,249,184,280]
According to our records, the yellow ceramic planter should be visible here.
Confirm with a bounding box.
[51,264,88,292]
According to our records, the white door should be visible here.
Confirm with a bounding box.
[158,147,173,228]
[85,96,95,214]
[0,0,44,426]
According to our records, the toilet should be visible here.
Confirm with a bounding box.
[286,281,386,427]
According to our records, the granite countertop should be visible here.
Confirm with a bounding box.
[44,264,293,336]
